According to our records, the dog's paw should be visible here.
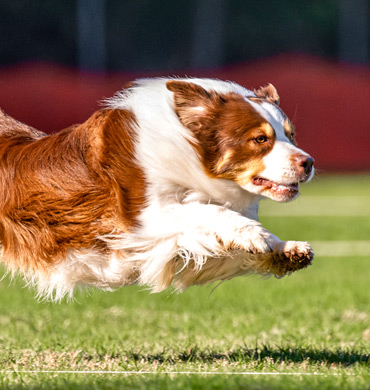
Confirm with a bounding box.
[281,241,313,264]
[273,241,314,272]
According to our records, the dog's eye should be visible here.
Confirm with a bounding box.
[255,135,268,144]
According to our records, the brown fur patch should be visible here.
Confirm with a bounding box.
[0,108,146,273]
[284,118,297,145]
[167,81,275,182]
[84,109,147,229]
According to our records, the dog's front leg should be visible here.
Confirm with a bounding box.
[142,202,277,254]
[137,202,280,289]
[174,242,314,290]
[137,202,313,290]
[173,202,313,283]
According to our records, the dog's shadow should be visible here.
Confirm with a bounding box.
[125,345,369,367]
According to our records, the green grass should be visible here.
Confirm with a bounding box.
[1,174,370,389]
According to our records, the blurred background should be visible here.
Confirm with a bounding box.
[1,5,370,381]
[0,0,369,171]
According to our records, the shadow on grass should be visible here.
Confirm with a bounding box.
[124,345,370,367]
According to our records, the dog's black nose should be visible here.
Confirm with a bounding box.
[296,155,314,176]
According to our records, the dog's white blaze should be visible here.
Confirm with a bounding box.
[261,141,308,184]
[246,98,314,187]
[246,99,287,140]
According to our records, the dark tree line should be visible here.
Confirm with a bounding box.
[0,0,368,72]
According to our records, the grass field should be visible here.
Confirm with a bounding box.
[0,174,370,389]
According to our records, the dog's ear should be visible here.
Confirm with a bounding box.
[253,84,280,105]
[166,80,218,131]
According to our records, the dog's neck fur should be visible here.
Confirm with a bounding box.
[106,78,262,217]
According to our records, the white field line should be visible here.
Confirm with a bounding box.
[1,370,354,376]
[260,196,370,217]
[311,241,370,257]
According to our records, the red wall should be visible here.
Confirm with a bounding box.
[0,54,369,171]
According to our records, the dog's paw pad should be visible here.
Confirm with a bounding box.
[275,241,314,270]
[283,242,313,263]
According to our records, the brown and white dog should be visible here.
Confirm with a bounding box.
[0,78,314,300]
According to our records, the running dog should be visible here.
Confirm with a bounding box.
[0,78,314,300]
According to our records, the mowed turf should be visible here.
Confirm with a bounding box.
[1,174,370,389]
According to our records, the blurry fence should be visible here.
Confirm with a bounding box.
[0,54,369,171]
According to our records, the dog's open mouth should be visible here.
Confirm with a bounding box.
[252,177,299,198]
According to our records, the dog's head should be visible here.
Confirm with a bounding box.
[167,80,314,202]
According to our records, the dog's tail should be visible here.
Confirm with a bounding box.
[0,108,46,139]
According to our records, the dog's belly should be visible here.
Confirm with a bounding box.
[33,249,139,300]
